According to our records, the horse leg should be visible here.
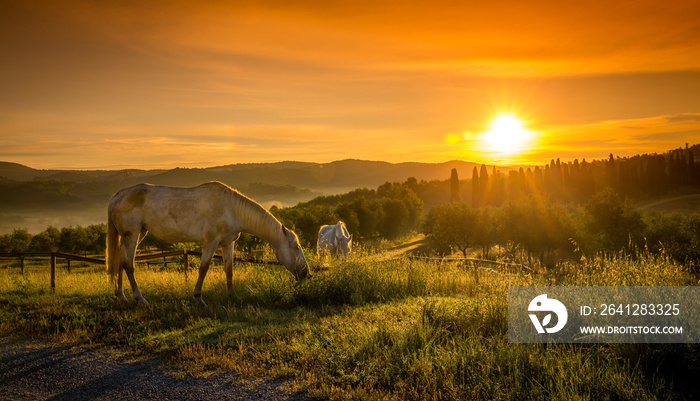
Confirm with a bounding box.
[222,242,235,298]
[193,242,217,307]
[121,231,148,305]
[115,265,128,303]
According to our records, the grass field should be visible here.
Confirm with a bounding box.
[1,246,699,400]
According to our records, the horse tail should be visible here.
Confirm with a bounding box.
[106,210,121,285]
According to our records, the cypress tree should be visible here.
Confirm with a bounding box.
[689,151,697,185]
[479,164,489,205]
[450,168,461,203]
[471,166,480,207]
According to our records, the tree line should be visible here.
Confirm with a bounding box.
[272,181,424,247]
[425,187,700,269]
[0,225,107,255]
[472,144,699,207]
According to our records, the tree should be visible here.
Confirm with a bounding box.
[689,151,697,185]
[351,197,383,238]
[605,153,617,190]
[379,198,409,239]
[643,212,692,262]
[0,234,8,253]
[29,226,61,252]
[0,229,32,253]
[686,211,700,272]
[471,166,480,207]
[472,207,499,258]
[85,224,107,254]
[387,184,423,228]
[479,164,489,205]
[59,226,90,254]
[499,202,541,266]
[425,202,477,257]
[275,204,337,247]
[582,188,645,254]
[450,168,461,203]
[498,201,576,268]
[335,202,360,238]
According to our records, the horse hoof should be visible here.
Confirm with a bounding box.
[194,298,207,308]
[137,298,149,306]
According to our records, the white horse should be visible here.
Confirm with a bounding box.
[106,181,310,306]
[317,221,353,258]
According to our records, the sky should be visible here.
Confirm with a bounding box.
[1,0,699,169]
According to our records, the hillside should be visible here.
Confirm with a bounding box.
[638,194,700,214]
[5,142,697,235]
[0,159,494,233]
[0,159,486,190]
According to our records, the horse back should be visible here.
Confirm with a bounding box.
[318,224,336,240]
[109,182,235,242]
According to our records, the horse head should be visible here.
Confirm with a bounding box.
[335,222,353,258]
[337,234,352,257]
[276,225,311,280]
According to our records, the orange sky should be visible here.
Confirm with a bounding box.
[1,0,699,169]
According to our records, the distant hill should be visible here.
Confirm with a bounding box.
[0,162,60,181]
[0,159,492,191]
[145,159,494,192]
[2,142,698,234]
[0,159,500,233]
[0,162,163,183]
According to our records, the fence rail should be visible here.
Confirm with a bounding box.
[409,255,531,270]
[408,255,533,277]
[0,251,278,291]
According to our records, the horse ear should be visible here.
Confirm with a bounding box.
[281,225,289,236]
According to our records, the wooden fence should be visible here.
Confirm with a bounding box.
[408,255,533,276]
[0,251,278,291]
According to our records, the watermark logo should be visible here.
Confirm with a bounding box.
[528,294,568,334]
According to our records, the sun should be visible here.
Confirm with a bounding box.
[481,114,533,155]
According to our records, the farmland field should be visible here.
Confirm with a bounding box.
[1,245,699,401]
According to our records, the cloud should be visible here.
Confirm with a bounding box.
[666,113,700,124]
[10,0,700,78]
[533,114,700,161]
[3,1,700,169]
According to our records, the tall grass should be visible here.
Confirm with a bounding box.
[0,252,698,400]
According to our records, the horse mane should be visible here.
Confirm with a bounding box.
[211,182,283,241]
[336,221,350,239]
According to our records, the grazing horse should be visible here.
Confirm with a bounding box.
[317,221,353,258]
[106,181,310,306]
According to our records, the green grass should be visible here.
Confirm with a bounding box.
[1,251,699,400]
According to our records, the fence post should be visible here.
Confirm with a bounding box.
[50,254,56,292]
[66,259,71,273]
[183,250,189,279]
[20,256,24,275]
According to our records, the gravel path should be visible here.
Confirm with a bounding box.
[0,336,318,401]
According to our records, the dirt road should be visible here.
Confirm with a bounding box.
[0,336,316,401]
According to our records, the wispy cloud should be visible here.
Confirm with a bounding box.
[532,114,700,161]
[55,0,700,77]
[2,1,700,169]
